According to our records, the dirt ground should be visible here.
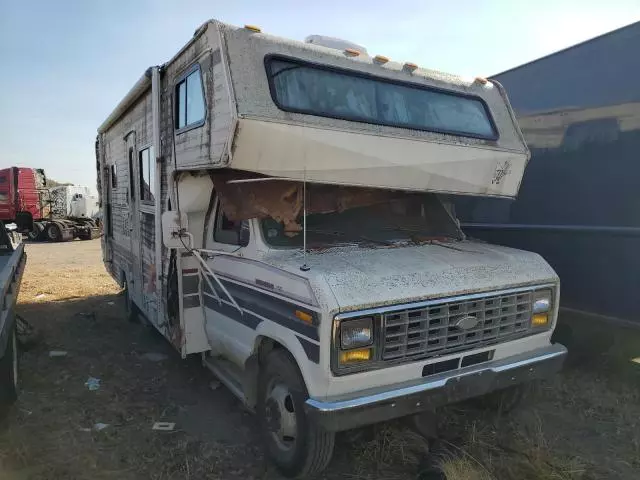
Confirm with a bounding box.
[1,239,639,479]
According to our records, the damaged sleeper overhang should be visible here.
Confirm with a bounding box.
[210,170,407,236]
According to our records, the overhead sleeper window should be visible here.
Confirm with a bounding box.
[139,146,155,204]
[265,56,498,140]
[175,67,205,130]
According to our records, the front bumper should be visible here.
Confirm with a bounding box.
[305,343,567,432]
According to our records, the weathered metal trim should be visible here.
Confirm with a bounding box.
[217,23,238,164]
[98,69,152,134]
[334,283,556,319]
[305,343,567,431]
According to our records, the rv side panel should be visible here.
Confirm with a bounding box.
[101,90,158,320]
[168,23,233,171]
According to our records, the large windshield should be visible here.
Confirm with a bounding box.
[266,57,497,140]
[261,194,462,248]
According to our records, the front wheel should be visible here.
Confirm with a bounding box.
[45,223,62,242]
[257,349,335,478]
[0,326,20,419]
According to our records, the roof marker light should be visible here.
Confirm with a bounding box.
[344,48,360,57]
[404,62,419,72]
[244,25,262,33]
[475,76,489,84]
[373,55,390,64]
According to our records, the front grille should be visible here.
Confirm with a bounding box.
[382,290,534,361]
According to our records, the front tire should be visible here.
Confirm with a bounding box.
[45,223,62,242]
[0,327,19,419]
[257,349,335,478]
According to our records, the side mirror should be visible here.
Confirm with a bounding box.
[162,210,191,249]
[238,221,250,247]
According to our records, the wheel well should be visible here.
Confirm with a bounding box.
[243,336,294,408]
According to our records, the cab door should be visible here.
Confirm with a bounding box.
[202,196,253,366]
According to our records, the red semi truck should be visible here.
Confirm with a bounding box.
[0,167,99,242]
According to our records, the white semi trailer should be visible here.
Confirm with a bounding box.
[96,20,566,478]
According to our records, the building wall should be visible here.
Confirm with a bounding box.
[455,22,640,322]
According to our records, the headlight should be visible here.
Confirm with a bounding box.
[340,317,373,349]
[532,289,553,327]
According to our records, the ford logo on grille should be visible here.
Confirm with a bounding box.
[454,315,478,330]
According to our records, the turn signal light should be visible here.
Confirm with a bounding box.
[339,348,372,364]
[532,313,549,327]
[295,310,313,324]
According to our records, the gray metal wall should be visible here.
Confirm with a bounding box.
[455,22,640,322]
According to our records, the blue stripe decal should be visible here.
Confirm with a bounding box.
[297,336,320,364]
[202,294,262,330]
[203,276,320,341]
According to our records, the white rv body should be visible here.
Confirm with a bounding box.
[96,19,565,477]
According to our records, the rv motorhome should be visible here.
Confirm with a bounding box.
[96,20,567,478]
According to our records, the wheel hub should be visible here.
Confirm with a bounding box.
[265,381,297,452]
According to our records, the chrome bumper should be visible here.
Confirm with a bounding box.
[305,343,567,432]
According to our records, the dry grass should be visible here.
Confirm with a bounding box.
[440,457,493,480]
[18,240,119,302]
[344,423,428,479]
[3,239,640,480]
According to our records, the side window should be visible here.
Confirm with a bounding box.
[214,207,248,245]
[139,147,155,204]
[175,67,205,130]
[110,164,117,189]
[128,147,135,201]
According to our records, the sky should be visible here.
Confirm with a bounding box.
[1,0,639,186]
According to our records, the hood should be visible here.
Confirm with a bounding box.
[263,241,558,312]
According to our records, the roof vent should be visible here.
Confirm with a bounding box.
[304,35,368,55]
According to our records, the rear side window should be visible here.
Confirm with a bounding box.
[266,57,497,139]
[110,164,117,189]
[176,68,206,130]
[139,147,155,203]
